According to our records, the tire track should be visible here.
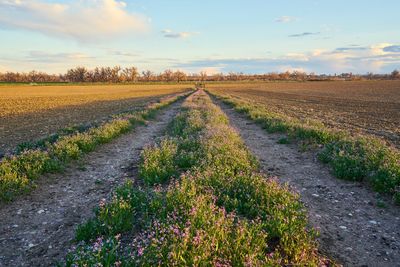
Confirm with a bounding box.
[213,97,400,267]
[0,101,182,266]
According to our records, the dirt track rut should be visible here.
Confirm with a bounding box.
[0,101,182,266]
[214,98,400,267]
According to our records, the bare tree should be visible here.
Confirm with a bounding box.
[121,67,139,82]
[227,72,237,81]
[66,67,88,82]
[2,66,399,83]
[141,70,154,82]
[173,70,187,83]
[391,69,400,80]
[110,66,121,83]
[366,72,374,80]
[28,71,39,83]
[212,73,224,81]
[199,71,208,82]
[162,69,174,82]
[279,71,290,81]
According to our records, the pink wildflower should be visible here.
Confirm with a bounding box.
[99,198,106,208]
[138,247,144,256]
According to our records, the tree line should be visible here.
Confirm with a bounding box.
[1,66,399,83]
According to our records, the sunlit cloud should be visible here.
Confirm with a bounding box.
[25,51,94,62]
[0,50,97,73]
[275,16,296,23]
[110,51,139,57]
[0,0,150,42]
[1,42,399,74]
[162,29,198,39]
[178,66,223,75]
[283,53,309,61]
[172,43,400,74]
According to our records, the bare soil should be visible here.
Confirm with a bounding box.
[214,98,400,267]
[0,101,182,266]
[0,94,179,156]
[208,81,400,148]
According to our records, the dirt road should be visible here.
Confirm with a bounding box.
[214,97,400,267]
[0,101,182,266]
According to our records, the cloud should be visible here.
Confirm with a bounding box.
[334,46,368,52]
[275,16,296,23]
[110,51,138,57]
[25,51,94,63]
[0,0,150,42]
[178,66,223,75]
[283,53,309,61]
[288,32,320,38]
[0,50,97,72]
[199,67,223,75]
[383,45,400,53]
[162,29,197,39]
[172,43,400,74]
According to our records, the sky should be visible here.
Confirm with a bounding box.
[0,0,399,74]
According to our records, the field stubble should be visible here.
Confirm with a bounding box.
[0,84,190,155]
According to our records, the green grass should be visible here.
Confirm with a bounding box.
[208,91,400,205]
[278,137,291,144]
[63,91,330,266]
[139,139,179,185]
[0,92,191,202]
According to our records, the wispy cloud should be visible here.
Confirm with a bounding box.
[2,43,399,74]
[275,16,296,23]
[288,32,320,38]
[162,29,197,39]
[334,46,368,52]
[25,51,94,63]
[0,0,150,42]
[110,51,139,57]
[0,50,96,72]
[383,45,400,53]
[172,43,400,74]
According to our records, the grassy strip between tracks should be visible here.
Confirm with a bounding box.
[0,91,191,202]
[63,90,331,266]
[207,91,400,205]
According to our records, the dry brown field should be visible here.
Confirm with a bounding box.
[208,80,400,147]
[0,84,191,154]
